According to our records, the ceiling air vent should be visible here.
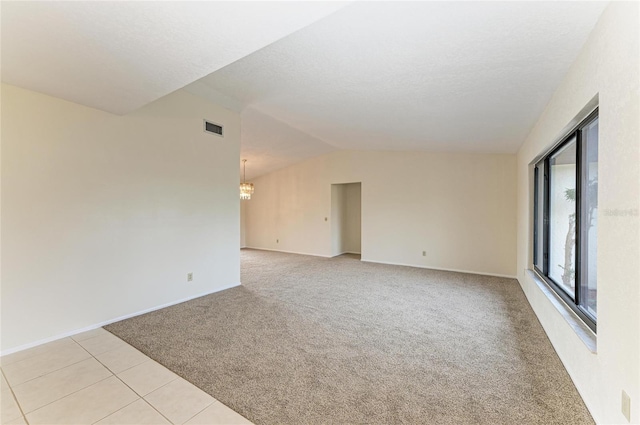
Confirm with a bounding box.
[203,119,223,137]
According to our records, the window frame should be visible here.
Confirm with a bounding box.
[533,108,598,333]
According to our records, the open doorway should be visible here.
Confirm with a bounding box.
[331,182,361,258]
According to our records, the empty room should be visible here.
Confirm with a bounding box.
[1,1,639,425]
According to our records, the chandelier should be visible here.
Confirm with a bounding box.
[240,159,254,200]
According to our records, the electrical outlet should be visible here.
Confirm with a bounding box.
[187,272,193,282]
[422,251,426,257]
[277,239,279,243]
[622,390,631,422]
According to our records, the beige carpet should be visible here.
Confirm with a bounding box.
[105,249,593,425]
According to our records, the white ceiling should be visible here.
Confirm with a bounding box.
[239,108,337,181]
[1,1,347,115]
[189,1,607,177]
[2,1,608,180]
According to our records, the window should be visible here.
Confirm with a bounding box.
[533,109,598,332]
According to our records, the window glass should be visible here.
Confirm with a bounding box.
[548,138,577,298]
[580,117,598,318]
[532,109,597,332]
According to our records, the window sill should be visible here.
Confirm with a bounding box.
[526,269,597,353]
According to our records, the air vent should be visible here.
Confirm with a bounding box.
[203,120,223,137]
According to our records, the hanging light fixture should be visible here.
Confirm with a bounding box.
[240,159,254,200]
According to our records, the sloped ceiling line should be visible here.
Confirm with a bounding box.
[2,1,608,180]
[191,1,607,171]
[1,1,349,115]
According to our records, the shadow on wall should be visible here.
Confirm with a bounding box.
[331,182,361,257]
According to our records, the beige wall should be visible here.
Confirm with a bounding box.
[1,84,241,353]
[516,2,639,423]
[330,183,346,256]
[245,150,517,277]
[344,183,361,254]
[330,182,361,256]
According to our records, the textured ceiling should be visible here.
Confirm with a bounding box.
[2,1,608,180]
[192,1,607,172]
[1,1,347,115]
[240,108,337,181]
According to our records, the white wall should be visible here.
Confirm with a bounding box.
[245,150,517,277]
[1,84,241,353]
[516,2,639,424]
[330,183,346,257]
[240,200,247,248]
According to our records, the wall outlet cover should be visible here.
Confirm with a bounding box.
[187,273,193,282]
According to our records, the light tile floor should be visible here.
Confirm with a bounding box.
[0,328,253,425]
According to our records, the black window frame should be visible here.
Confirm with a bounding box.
[533,108,598,333]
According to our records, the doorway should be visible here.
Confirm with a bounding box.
[331,182,361,257]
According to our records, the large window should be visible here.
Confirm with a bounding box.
[533,109,598,332]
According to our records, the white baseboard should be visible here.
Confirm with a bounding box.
[331,251,361,257]
[360,258,517,279]
[1,282,241,357]
[244,249,512,278]
[243,246,331,258]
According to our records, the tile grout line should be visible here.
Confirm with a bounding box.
[70,331,109,344]
[104,335,223,424]
[5,339,92,387]
[66,333,165,424]
[80,332,144,425]
[139,398,177,425]
[18,333,154,424]
[74,333,133,358]
[180,399,217,425]
[111,373,176,424]
[120,354,222,424]
[98,356,152,376]
[102,336,246,423]
[82,331,178,424]
[75,332,148,365]
[95,336,178,425]
[0,338,77,366]
[21,375,114,419]
[120,363,181,399]
[1,368,30,424]
[89,397,141,425]
[6,330,238,424]
[17,336,117,419]
[91,342,152,376]
[6,330,191,425]
[9,355,91,388]
[16,331,147,425]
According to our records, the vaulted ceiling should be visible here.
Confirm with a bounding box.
[1,1,347,114]
[2,2,608,180]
